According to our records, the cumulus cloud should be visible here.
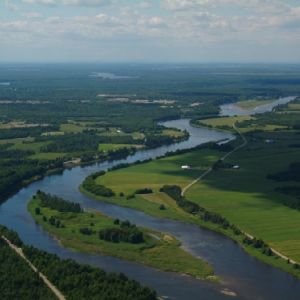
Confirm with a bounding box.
[5,0,19,10]
[22,0,113,6]
[1,0,300,62]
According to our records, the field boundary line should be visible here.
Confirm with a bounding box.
[181,122,247,196]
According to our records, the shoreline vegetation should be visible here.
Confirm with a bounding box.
[80,112,300,279]
[28,192,215,281]
[0,120,189,206]
[80,179,300,280]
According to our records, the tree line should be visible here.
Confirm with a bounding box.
[0,225,157,300]
[36,191,83,213]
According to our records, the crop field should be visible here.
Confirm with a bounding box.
[60,123,85,133]
[235,99,274,109]
[97,149,221,196]
[187,130,300,262]
[98,143,136,152]
[198,116,253,128]
[29,152,66,160]
[11,141,49,152]
[198,116,288,132]
[161,129,186,138]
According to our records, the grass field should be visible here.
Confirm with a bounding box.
[162,129,186,138]
[198,116,252,128]
[235,99,273,110]
[96,149,221,196]
[28,196,214,280]
[0,137,34,145]
[11,141,49,152]
[198,116,288,133]
[29,152,66,160]
[98,143,136,152]
[60,123,85,133]
[187,130,300,263]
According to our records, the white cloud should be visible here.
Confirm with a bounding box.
[22,0,56,5]
[1,0,300,62]
[22,0,113,6]
[4,0,19,10]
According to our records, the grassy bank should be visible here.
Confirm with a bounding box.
[187,130,300,263]
[28,196,214,280]
[80,131,300,279]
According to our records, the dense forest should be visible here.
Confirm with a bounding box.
[0,225,157,300]
[0,155,64,204]
[0,239,55,300]
[24,246,157,300]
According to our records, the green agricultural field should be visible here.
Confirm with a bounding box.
[97,149,221,196]
[187,130,300,263]
[235,99,274,110]
[198,116,288,133]
[162,129,186,138]
[288,103,300,111]
[28,196,214,280]
[0,137,34,145]
[60,123,85,133]
[100,128,145,140]
[11,141,50,152]
[198,116,253,128]
[29,152,66,160]
[98,143,135,152]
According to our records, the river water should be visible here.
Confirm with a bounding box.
[0,99,299,299]
[220,96,296,116]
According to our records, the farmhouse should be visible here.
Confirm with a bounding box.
[181,165,191,170]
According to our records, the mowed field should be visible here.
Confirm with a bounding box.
[97,149,222,196]
[235,99,273,109]
[98,143,136,152]
[198,116,288,132]
[187,130,300,262]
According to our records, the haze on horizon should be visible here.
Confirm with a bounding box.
[1,0,300,63]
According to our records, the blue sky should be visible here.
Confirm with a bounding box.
[1,0,300,63]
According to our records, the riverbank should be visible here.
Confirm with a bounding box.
[28,195,215,281]
[80,133,300,279]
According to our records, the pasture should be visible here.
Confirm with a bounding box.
[97,149,221,196]
[187,130,300,262]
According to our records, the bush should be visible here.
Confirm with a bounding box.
[79,228,93,235]
[135,188,153,194]
[159,204,166,210]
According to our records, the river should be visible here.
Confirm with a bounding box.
[220,96,296,116]
[0,98,299,299]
